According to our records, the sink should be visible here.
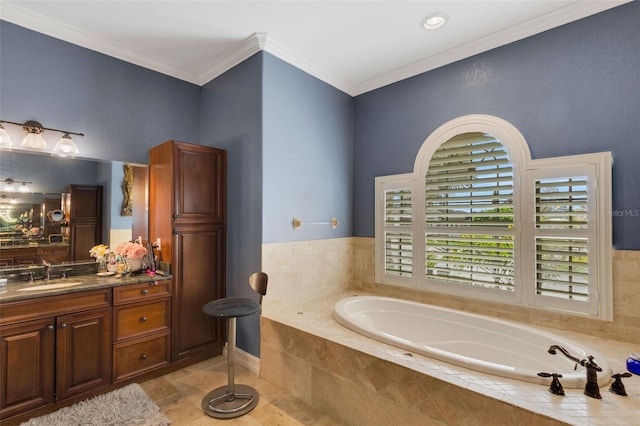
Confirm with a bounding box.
[17,282,85,292]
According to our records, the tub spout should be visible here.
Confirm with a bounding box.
[547,345,581,364]
[548,345,602,399]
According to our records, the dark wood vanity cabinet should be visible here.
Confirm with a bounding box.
[112,281,171,383]
[0,290,112,420]
[149,141,226,362]
[55,308,112,401]
[0,318,55,419]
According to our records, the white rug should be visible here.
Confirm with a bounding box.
[20,383,170,426]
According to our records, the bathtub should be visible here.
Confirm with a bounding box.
[333,296,611,388]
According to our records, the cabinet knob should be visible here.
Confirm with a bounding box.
[140,316,148,322]
[140,353,148,360]
[141,289,149,295]
[46,324,54,331]
[172,214,180,220]
[60,323,67,329]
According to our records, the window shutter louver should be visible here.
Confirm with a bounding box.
[533,177,590,301]
[424,133,515,290]
[384,187,413,278]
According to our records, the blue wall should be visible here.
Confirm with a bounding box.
[353,2,640,250]
[1,1,638,360]
[0,21,201,164]
[262,54,354,243]
[200,53,264,355]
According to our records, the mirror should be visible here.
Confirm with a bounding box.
[0,150,147,267]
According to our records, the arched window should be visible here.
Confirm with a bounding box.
[375,115,612,319]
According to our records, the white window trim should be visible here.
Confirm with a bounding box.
[374,114,613,320]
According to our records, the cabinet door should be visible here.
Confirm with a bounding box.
[56,308,111,401]
[0,318,55,420]
[172,224,225,361]
[66,184,103,261]
[173,142,226,224]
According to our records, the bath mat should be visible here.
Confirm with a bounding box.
[19,383,170,426]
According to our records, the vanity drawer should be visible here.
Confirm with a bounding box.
[113,281,170,305]
[113,299,170,342]
[113,332,170,382]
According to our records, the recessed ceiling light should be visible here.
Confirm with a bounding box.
[422,12,448,30]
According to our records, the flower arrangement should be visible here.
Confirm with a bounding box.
[89,244,110,260]
[113,241,148,259]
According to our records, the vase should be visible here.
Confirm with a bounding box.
[97,258,107,273]
[129,256,148,272]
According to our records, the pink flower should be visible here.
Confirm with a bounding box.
[113,241,148,259]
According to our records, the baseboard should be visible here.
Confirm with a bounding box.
[222,343,261,375]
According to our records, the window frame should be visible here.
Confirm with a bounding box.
[374,114,613,320]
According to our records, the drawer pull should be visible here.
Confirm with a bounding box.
[60,323,67,329]
[142,289,149,295]
[46,324,54,331]
[140,316,148,322]
[140,353,148,360]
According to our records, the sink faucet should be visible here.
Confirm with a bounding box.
[42,260,51,281]
[548,345,603,399]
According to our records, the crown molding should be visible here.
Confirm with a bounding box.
[196,32,265,86]
[261,36,356,95]
[0,2,201,84]
[1,1,632,95]
[354,0,633,95]
[197,32,356,94]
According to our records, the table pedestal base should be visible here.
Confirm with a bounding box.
[201,384,259,419]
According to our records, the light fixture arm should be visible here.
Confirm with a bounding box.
[0,119,84,137]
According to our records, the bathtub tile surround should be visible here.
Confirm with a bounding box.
[260,292,640,426]
[260,238,640,423]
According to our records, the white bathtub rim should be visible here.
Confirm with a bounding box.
[333,295,611,389]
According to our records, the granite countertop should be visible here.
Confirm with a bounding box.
[0,272,172,303]
[0,242,70,249]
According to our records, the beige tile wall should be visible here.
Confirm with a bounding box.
[261,238,353,317]
[263,237,640,344]
[260,317,567,426]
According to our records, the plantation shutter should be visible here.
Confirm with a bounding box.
[425,133,515,291]
[524,160,603,316]
[534,176,589,301]
[375,175,415,285]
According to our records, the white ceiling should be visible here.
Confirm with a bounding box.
[0,1,631,95]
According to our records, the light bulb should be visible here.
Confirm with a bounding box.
[52,133,80,156]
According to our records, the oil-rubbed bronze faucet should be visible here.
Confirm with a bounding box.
[548,345,603,399]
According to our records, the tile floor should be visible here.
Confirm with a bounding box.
[140,356,341,425]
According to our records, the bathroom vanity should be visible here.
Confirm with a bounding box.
[0,140,228,424]
[0,273,173,423]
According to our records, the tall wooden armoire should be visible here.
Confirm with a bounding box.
[149,141,226,362]
[64,184,103,261]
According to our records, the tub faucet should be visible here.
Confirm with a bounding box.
[548,345,602,399]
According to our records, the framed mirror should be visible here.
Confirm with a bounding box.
[0,150,147,267]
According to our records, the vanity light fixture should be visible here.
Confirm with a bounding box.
[0,119,84,156]
[0,194,19,204]
[422,12,448,30]
[2,178,32,193]
[53,133,80,156]
[0,123,13,147]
